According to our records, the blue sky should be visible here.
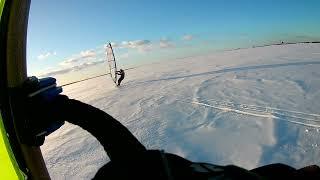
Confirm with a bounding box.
[27,0,320,83]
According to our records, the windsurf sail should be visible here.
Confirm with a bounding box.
[106,43,117,84]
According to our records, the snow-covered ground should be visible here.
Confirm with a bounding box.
[41,43,320,179]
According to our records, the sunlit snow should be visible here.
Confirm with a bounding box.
[41,43,320,179]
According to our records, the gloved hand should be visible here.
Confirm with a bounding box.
[13,76,67,146]
[25,94,68,145]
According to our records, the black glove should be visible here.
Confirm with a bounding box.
[13,77,66,146]
[24,94,68,145]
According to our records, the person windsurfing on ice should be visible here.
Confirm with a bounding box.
[116,69,125,86]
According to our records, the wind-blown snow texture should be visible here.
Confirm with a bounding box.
[41,44,320,179]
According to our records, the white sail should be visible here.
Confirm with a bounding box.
[106,43,117,84]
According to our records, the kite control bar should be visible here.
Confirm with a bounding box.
[14,76,64,146]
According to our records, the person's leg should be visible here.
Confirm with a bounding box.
[118,76,124,86]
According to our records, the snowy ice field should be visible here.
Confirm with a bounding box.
[41,43,320,179]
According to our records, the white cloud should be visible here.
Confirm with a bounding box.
[39,68,71,77]
[107,39,177,52]
[71,61,104,71]
[137,45,152,52]
[59,57,78,66]
[182,35,193,41]
[121,40,152,52]
[60,50,96,66]
[40,60,105,77]
[110,42,118,48]
[37,51,57,60]
[104,42,119,49]
[159,38,174,48]
[104,40,152,52]
[122,40,151,49]
[80,50,95,58]
[119,53,129,60]
[38,36,177,77]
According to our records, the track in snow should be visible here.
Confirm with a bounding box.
[177,98,320,128]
